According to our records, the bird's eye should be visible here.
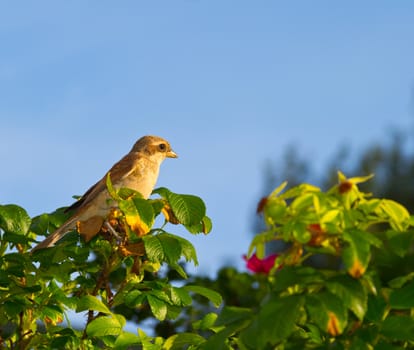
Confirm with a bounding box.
[158,143,167,151]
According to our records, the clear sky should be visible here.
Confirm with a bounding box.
[1,1,413,275]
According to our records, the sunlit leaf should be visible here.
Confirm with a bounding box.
[119,198,154,236]
[241,295,303,348]
[306,292,347,336]
[183,285,222,308]
[379,199,410,231]
[76,295,111,314]
[163,333,206,350]
[153,188,206,226]
[343,230,371,278]
[86,315,125,337]
[147,295,167,321]
[192,312,218,331]
[170,286,192,307]
[326,275,367,320]
[0,204,31,235]
[113,332,141,349]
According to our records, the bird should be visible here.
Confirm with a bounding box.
[31,135,177,252]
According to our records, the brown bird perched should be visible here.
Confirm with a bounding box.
[31,135,177,252]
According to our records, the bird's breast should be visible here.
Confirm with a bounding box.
[116,160,160,199]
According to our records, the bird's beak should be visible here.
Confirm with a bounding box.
[167,150,178,158]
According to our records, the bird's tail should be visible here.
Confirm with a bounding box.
[31,218,77,253]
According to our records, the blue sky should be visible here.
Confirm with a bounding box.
[1,2,414,275]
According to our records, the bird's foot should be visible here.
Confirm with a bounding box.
[104,220,122,241]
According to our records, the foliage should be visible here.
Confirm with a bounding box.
[214,171,414,349]
[1,171,414,349]
[0,182,217,349]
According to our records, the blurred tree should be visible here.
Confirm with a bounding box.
[256,126,414,217]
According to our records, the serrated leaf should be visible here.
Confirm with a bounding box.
[326,275,367,320]
[170,287,192,306]
[119,198,154,236]
[114,332,141,349]
[124,290,145,307]
[343,230,371,278]
[306,292,348,336]
[163,333,206,350]
[153,188,206,226]
[379,199,410,231]
[388,272,414,288]
[174,235,198,265]
[241,295,302,348]
[389,280,414,309]
[0,204,31,235]
[215,306,253,326]
[41,305,64,325]
[86,315,124,337]
[143,234,180,265]
[192,312,218,331]
[147,295,167,321]
[76,295,111,314]
[143,235,164,262]
[381,315,414,341]
[185,216,213,235]
[183,285,222,308]
[386,230,413,257]
[143,233,198,267]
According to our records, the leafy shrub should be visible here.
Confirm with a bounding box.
[1,172,413,349]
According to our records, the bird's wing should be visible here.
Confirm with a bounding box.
[66,152,140,213]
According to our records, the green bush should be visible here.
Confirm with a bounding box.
[1,172,413,349]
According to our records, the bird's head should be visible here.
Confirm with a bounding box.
[131,135,178,161]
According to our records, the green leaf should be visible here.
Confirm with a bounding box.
[183,285,222,308]
[114,332,141,349]
[143,233,198,267]
[106,173,121,201]
[124,290,145,307]
[379,199,410,231]
[86,315,125,337]
[163,333,206,350]
[173,235,198,265]
[185,216,213,234]
[200,320,249,350]
[41,305,64,324]
[215,306,253,326]
[386,230,414,257]
[269,181,288,197]
[192,312,218,331]
[147,295,167,321]
[389,280,414,309]
[326,275,367,320]
[273,266,323,292]
[0,204,31,235]
[76,295,111,314]
[143,234,164,262]
[153,187,206,226]
[119,197,154,235]
[306,292,348,336]
[343,230,371,278]
[143,234,180,264]
[241,295,303,349]
[381,315,414,341]
[388,272,414,288]
[170,287,192,307]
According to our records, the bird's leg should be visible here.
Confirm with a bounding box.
[104,220,122,240]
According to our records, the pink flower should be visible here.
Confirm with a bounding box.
[243,253,278,274]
